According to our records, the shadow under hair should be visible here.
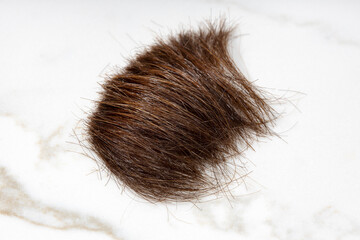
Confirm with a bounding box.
[86,19,277,202]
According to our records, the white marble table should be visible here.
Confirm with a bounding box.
[1,0,360,239]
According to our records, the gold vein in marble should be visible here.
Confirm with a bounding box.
[0,167,122,240]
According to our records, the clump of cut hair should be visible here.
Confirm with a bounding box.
[86,19,276,202]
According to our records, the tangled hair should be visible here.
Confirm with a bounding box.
[86,20,276,202]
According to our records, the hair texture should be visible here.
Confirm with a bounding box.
[86,20,276,202]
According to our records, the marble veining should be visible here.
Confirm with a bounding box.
[0,167,121,240]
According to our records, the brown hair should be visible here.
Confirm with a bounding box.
[85,19,276,202]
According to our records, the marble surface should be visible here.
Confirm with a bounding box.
[1,0,360,239]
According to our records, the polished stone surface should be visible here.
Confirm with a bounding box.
[1,0,360,239]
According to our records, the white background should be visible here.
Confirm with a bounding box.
[0,0,360,239]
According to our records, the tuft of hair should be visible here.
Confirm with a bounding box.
[86,19,277,202]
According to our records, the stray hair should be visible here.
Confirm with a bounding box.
[85,19,277,202]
